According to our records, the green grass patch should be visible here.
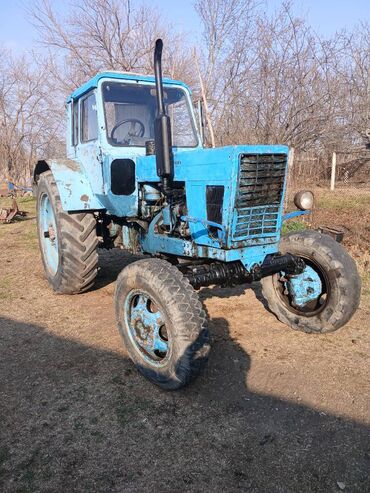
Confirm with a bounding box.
[282,220,307,234]
[17,196,36,204]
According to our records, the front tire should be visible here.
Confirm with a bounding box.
[261,230,361,333]
[115,258,210,390]
[36,171,99,294]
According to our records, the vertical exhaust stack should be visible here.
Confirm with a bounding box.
[154,39,174,194]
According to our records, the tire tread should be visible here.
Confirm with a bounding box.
[37,171,98,294]
[115,258,210,390]
[261,230,361,333]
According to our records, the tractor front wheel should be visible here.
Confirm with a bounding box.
[115,258,210,390]
[261,230,361,333]
[36,171,99,294]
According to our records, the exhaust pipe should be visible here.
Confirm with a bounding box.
[154,39,173,194]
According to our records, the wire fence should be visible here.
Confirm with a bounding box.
[286,149,370,194]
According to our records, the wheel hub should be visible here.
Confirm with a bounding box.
[125,291,169,364]
[48,225,56,242]
[285,265,323,307]
[39,193,59,275]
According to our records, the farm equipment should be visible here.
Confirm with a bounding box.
[33,39,361,390]
[0,199,27,223]
[0,181,32,198]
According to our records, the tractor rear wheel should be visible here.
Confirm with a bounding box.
[261,230,361,333]
[36,171,99,294]
[115,258,210,390]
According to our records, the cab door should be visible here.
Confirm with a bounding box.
[77,91,104,196]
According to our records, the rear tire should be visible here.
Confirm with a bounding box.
[36,171,99,294]
[261,230,361,333]
[115,258,210,390]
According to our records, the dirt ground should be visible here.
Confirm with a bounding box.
[0,189,369,492]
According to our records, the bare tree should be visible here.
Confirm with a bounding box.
[30,0,196,93]
[194,0,258,145]
[333,24,370,150]
[194,0,369,181]
[0,47,63,183]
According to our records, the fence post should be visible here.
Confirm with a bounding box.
[284,147,295,210]
[330,152,336,191]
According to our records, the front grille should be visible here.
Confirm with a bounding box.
[232,154,286,242]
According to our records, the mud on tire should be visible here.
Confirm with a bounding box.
[115,258,210,390]
[261,230,361,333]
[36,171,99,294]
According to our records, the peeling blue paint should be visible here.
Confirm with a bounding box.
[47,159,104,211]
[286,266,323,306]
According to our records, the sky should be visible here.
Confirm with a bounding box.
[0,0,369,54]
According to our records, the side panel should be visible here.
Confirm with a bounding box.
[96,155,138,216]
[136,147,237,249]
[42,159,104,211]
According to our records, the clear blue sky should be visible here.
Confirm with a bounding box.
[0,0,369,54]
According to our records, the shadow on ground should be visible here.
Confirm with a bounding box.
[94,249,144,290]
[95,250,270,312]
[200,282,271,313]
[0,316,369,493]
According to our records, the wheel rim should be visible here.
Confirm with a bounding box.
[124,290,170,366]
[39,192,59,275]
[273,257,331,317]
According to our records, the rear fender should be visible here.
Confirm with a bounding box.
[34,159,104,211]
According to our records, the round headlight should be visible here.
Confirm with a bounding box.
[294,190,314,210]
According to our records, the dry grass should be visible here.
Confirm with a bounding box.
[316,190,370,209]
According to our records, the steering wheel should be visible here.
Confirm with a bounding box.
[110,118,145,144]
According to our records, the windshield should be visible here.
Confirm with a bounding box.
[102,81,198,148]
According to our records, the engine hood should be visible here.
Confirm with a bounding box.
[136,145,289,183]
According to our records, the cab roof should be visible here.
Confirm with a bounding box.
[66,71,190,103]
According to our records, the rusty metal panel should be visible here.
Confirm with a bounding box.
[0,199,26,223]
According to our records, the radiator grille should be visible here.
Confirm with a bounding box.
[232,154,286,242]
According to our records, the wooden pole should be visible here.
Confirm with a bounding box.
[330,152,336,191]
[284,147,295,211]
[193,48,215,148]
[197,99,204,144]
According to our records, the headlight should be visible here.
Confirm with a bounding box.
[294,190,314,210]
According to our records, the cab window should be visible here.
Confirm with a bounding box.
[81,92,98,142]
[102,82,197,147]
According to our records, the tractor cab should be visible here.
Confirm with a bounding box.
[66,72,200,158]
[62,71,202,217]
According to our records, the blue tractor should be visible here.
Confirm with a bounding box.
[34,40,361,389]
